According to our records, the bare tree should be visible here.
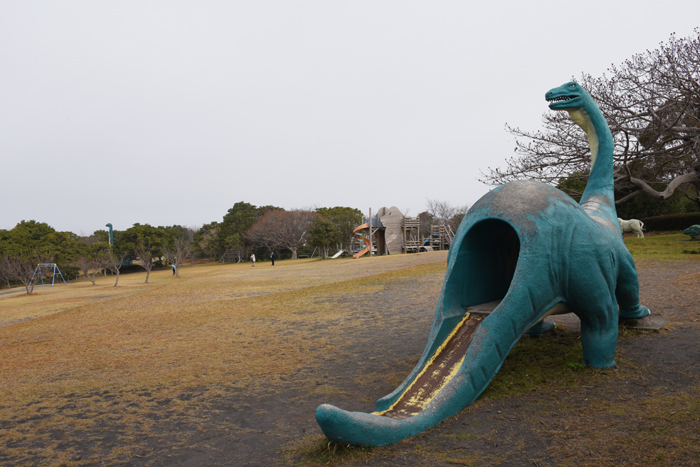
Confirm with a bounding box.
[134,241,154,283]
[104,249,127,287]
[246,210,317,259]
[229,245,249,263]
[218,243,250,264]
[186,225,200,266]
[5,254,38,294]
[481,29,700,208]
[0,254,12,289]
[75,243,109,285]
[425,199,470,232]
[77,251,107,285]
[163,230,194,277]
[246,221,277,255]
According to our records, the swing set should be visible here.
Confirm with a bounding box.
[30,263,67,287]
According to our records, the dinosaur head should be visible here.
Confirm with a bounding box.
[545,81,591,111]
[545,81,600,165]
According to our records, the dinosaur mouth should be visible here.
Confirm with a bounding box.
[547,96,573,103]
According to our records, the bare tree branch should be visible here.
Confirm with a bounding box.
[104,249,127,287]
[134,241,154,283]
[77,254,106,285]
[163,229,194,277]
[482,29,700,208]
[425,199,470,233]
[0,254,13,289]
[5,254,39,294]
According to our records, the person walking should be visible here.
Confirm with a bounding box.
[270,251,276,266]
[250,253,256,267]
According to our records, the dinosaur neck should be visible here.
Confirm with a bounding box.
[568,103,617,224]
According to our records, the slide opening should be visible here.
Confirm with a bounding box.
[445,218,520,313]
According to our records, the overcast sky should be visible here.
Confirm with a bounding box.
[1,2,698,235]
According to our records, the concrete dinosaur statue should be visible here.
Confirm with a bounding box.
[315,82,651,447]
[683,224,700,239]
[106,223,114,247]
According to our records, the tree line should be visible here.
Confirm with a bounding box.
[196,203,363,261]
[0,221,198,293]
[0,200,470,294]
[0,204,364,293]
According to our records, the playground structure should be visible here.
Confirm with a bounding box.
[330,250,346,259]
[352,220,371,259]
[317,82,655,447]
[352,217,391,259]
[30,263,67,287]
[351,206,454,258]
[219,251,242,263]
[403,220,455,253]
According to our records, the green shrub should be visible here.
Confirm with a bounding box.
[639,212,700,231]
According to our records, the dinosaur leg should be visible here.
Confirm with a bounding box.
[577,301,619,369]
[566,256,620,368]
[570,265,619,369]
[615,252,650,319]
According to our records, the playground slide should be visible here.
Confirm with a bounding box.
[330,250,346,259]
[352,223,370,259]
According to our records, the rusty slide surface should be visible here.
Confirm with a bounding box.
[375,312,487,420]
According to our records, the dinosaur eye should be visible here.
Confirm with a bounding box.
[569,84,575,88]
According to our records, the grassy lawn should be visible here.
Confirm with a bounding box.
[0,253,448,465]
[624,232,700,259]
[1,254,450,398]
[1,234,698,466]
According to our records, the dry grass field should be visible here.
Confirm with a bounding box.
[0,253,449,466]
[1,246,699,466]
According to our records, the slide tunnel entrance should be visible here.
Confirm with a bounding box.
[444,218,521,314]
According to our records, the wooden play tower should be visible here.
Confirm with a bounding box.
[353,208,456,257]
[403,217,454,252]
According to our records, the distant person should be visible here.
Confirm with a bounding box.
[172,264,176,275]
[270,251,276,266]
[250,253,256,267]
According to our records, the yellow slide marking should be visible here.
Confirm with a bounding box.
[373,312,471,417]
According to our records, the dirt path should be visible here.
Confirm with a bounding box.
[0,258,698,466]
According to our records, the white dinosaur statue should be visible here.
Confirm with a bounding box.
[619,218,645,238]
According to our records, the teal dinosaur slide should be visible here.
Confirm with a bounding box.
[315,82,650,446]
